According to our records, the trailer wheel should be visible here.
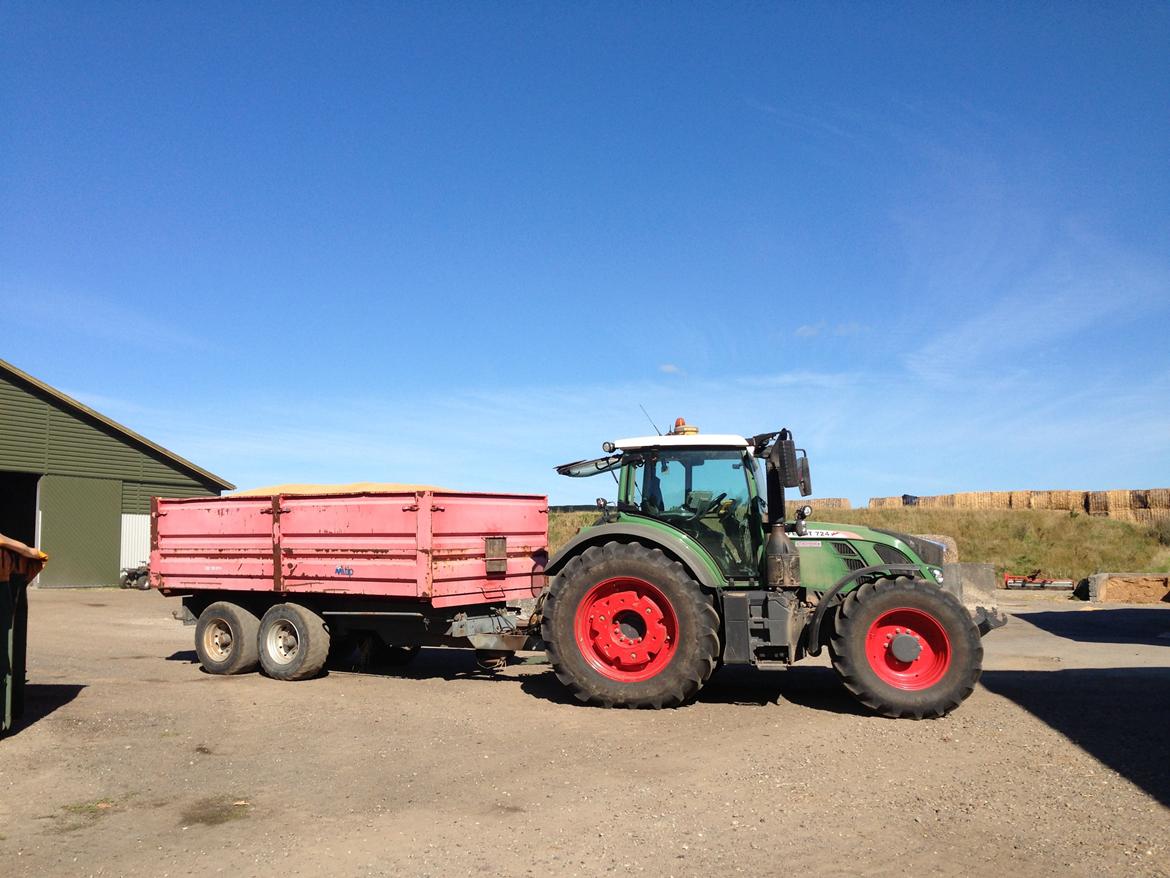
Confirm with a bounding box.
[194,602,260,675]
[542,541,720,708]
[257,603,330,681]
[829,578,982,719]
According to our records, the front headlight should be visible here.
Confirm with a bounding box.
[930,567,944,583]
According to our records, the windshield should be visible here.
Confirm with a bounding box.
[622,449,757,577]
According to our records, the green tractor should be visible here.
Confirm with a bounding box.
[541,419,1003,718]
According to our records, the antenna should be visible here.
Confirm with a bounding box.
[639,404,662,436]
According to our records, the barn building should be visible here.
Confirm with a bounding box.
[0,359,233,587]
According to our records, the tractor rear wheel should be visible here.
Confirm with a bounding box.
[542,541,720,708]
[829,578,982,719]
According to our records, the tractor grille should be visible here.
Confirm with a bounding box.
[830,541,867,572]
[874,543,912,567]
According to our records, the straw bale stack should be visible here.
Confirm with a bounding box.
[808,498,852,511]
[1087,491,1109,515]
[867,497,902,509]
[989,491,1012,509]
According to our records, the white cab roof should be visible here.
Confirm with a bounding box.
[614,434,750,450]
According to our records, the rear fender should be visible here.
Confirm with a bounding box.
[545,522,725,591]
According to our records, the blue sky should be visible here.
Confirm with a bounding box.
[3,3,1168,504]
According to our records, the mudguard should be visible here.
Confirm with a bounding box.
[545,522,726,591]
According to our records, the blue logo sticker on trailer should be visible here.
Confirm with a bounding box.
[335,566,354,576]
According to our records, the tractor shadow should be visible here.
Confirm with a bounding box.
[698,665,868,714]
[1012,607,1170,646]
[3,683,86,738]
[981,667,1170,807]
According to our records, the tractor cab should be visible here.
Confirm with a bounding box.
[557,418,811,583]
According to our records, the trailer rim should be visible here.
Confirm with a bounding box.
[200,617,234,661]
[265,619,301,666]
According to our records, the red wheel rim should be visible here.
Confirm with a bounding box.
[864,607,951,690]
[574,576,678,682]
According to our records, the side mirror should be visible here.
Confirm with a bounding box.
[798,454,812,497]
[768,437,800,488]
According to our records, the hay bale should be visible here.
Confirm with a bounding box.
[1087,491,1109,515]
[808,498,851,511]
[1009,491,1033,510]
[1030,491,1051,510]
[1131,490,1150,510]
[988,491,1012,509]
[952,492,976,510]
[1105,489,1133,513]
[1147,488,1170,508]
[868,497,901,509]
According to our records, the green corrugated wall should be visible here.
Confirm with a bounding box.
[0,369,223,585]
[37,476,121,587]
[0,371,219,494]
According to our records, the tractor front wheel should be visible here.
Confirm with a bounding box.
[829,578,982,719]
[542,541,720,708]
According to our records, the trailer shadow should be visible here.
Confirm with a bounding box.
[980,667,1170,807]
[165,650,199,663]
[1012,607,1170,646]
[3,683,86,738]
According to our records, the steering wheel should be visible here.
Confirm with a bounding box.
[685,492,727,521]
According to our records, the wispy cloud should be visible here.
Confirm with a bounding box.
[0,288,209,351]
[658,363,683,375]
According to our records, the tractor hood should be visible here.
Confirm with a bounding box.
[800,522,946,568]
[869,528,947,567]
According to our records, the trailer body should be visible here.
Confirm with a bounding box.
[150,489,549,608]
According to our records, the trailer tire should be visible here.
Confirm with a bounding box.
[542,541,720,708]
[258,603,330,681]
[194,602,260,675]
[829,577,982,719]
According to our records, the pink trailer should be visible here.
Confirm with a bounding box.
[151,489,549,680]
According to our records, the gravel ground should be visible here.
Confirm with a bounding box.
[1,588,1168,878]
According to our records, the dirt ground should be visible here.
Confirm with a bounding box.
[2,589,1168,878]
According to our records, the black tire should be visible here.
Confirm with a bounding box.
[257,603,330,681]
[541,541,720,708]
[194,602,260,675]
[829,578,982,719]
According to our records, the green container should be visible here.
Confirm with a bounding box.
[1,573,30,736]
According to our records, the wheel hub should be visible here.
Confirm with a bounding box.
[889,633,922,662]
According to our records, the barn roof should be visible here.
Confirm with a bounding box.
[0,358,234,490]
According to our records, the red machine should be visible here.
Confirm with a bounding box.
[151,489,548,679]
[1002,570,1075,590]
